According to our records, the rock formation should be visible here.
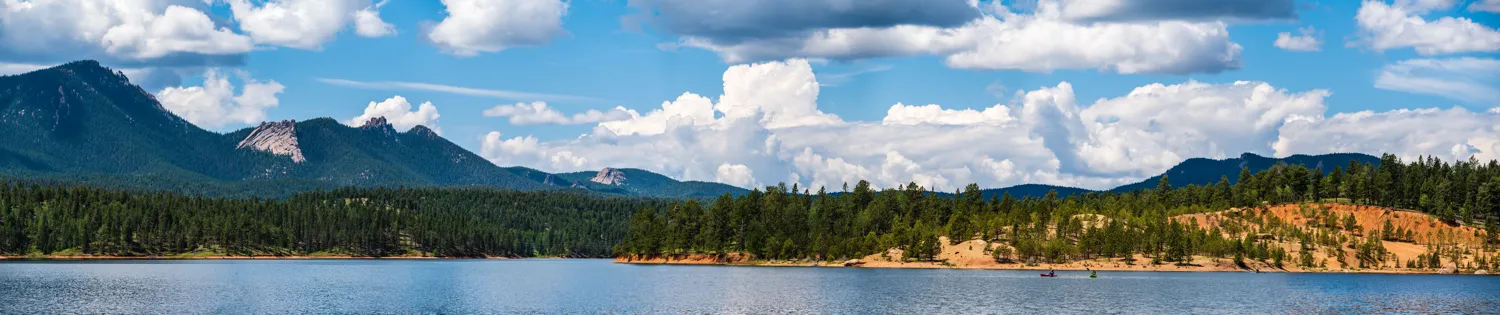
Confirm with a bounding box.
[237,120,305,163]
[591,167,628,185]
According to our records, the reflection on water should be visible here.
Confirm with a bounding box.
[1,259,1496,314]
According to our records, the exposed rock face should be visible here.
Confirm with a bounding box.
[359,116,398,139]
[360,116,389,129]
[843,259,865,267]
[237,120,305,163]
[591,167,628,185]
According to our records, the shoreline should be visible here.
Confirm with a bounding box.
[613,257,1490,275]
[0,255,597,261]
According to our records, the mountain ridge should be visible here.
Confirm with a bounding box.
[0,60,742,199]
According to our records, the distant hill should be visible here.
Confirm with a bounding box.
[0,60,742,199]
[1109,153,1380,193]
[556,168,747,198]
[980,184,1092,200]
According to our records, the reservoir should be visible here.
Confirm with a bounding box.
[1,259,1496,314]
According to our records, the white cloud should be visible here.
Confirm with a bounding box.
[426,0,569,56]
[1375,57,1500,104]
[353,0,396,37]
[0,0,253,63]
[157,69,284,130]
[1274,27,1323,52]
[347,96,442,133]
[883,103,1014,125]
[477,59,1343,191]
[599,59,841,136]
[1473,0,1500,12]
[715,59,843,128]
[1355,0,1500,55]
[483,101,634,125]
[481,131,544,167]
[715,164,756,188]
[224,0,393,49]
[1275,107,1500,162]
[0,62,45,76]
[675,1,1242,74]
[315,77,601,103]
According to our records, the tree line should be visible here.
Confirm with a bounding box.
[0,184,668,257]
[617,154,1500,269]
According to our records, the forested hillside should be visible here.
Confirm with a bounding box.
[618,154,1500,273]
[0,184,668,258]
[0,60,744,199]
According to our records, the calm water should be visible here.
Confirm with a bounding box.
[1,259,1497,314]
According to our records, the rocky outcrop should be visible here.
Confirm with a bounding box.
[843,259,865,267]
[591,167,628,185]
[237,120,305,163]
[359,116,398,139]
[360,116,390,129]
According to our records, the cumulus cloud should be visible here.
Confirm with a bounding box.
[1473,0,1500,12]
[1057,0,1298,22]
[483,101,635,125]
[1275,107,1500,162]
[677,1,1242,74]
[477,59,1354,191]
[883,103,1014,125]
[1376,57,1500,104]
[426,0,569,56]
[599,59,840,135]
[715,163,757,188]
[224,0,395,49]
[1274,27,1323,52]
[353,0,396,37]
[0,0,252,65]
[1355,0,1500,55]
[347,96,442,133]
[157,69,284,130]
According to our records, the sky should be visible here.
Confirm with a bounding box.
[1,0,1499,191]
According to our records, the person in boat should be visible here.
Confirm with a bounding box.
[1048,269,1055,277]
[1090,270,1097,278]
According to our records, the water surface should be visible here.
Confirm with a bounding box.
[1,259,1496,314]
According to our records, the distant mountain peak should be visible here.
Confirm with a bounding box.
[357,116,399,139]
[360,116,390,129]
[236,120,304,163]
[591,167,628,185]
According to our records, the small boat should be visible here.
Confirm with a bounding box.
[1040,272,1057,277]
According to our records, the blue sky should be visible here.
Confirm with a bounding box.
[2,0,1499,190]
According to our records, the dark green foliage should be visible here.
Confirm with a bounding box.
[620,154,1500,266]
[0,182,667,257]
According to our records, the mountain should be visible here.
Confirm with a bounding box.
[1109,152,1380,193]
[557,168,748,198]
[962,153,1381,200]
[0,60,736,198]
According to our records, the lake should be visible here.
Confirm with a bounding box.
[1,259,1496,314]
